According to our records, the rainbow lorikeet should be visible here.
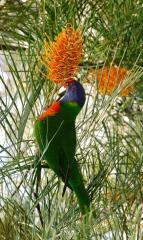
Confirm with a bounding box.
[34,79,90,214]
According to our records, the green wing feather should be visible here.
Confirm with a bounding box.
[34,116,63,176]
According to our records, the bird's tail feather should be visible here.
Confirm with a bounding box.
[69,160,90,215]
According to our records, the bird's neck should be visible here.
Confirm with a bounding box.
[60,102,82,120]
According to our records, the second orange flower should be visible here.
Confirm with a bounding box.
[97,66,133,96]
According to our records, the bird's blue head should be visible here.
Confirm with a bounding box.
[60,80,86,108]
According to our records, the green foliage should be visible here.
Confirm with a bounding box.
[82,0,143,67]
[0,0,143,239]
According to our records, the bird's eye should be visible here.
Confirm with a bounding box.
[71,86,76,92]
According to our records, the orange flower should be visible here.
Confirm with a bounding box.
[97,66,133,96]
[41,25,83,85]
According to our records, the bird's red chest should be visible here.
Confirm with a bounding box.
[39,102,61,121]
